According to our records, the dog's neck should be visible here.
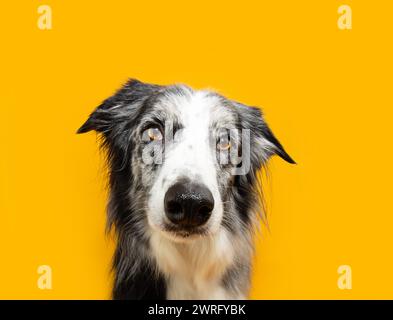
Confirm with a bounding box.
[149,228,245,299]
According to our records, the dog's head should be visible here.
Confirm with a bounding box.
[78,79,294,242]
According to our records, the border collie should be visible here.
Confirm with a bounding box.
[77,79,295,299]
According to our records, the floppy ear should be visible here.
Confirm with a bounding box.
[77,79,160,135]
[257,114,296,164]
[236,102,296,165]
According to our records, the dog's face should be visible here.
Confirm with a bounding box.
[78,79,294,242]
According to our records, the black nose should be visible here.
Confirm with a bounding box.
[164,181,214,228]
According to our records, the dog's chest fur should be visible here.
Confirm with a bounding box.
[150,230,244,299]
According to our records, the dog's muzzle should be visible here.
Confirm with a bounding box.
[164,181,214,228]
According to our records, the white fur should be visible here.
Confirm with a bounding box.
[150,228,245,299]
[136,88,258,299]
[145,90,248,299]
[147,90,224,239]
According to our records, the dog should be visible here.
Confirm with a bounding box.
[77,79,295,299]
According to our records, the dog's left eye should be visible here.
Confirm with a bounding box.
[147,127,163,141]
[217,138,231,151]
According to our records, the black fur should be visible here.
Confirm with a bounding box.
[78,80,167,299]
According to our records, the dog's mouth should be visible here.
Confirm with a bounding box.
[161,223,210,241]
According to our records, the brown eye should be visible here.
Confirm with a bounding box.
[147,127,163,141]
[217,139,231,151]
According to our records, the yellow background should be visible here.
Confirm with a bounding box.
[1,1,392,299]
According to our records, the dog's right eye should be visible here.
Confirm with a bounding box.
[217,138,231,151]
[146,127,163,141]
